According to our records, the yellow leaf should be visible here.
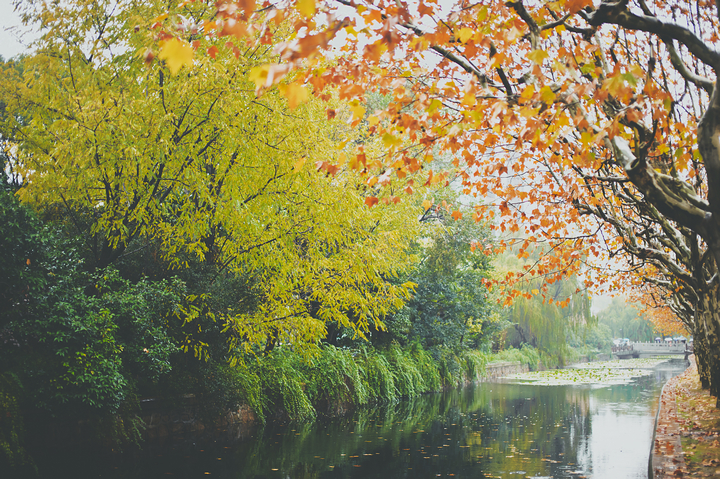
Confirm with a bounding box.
[382,133,402,148]
[527,49,549,65]
[297,0,316,18]
[248,65,270,89]
[519,106,539,118]
[158,38,194,75]
[519,84,535,103]
[531,288,539,295]
[349,101,365,121]
[422,199,432,211]
[281,82,309,109]
[604,73,624,96]
[426,98,443,113]
[540,85,556,104]
[293,157,306,172]
[457,28,474,44]
[461,92,475,106]
[368,115,380,126]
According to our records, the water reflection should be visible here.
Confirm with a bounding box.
[45,359,688,478]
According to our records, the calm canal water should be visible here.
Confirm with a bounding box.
[41,359,689,479]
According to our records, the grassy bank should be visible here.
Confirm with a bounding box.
[223,343,548,423]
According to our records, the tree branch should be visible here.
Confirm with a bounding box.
[587,1,720,70]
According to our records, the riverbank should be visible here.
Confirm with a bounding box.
[139,359,532,443]
[653,355,720,478]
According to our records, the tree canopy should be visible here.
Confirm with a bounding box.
[1,0,429,356]
[131,0,720,400]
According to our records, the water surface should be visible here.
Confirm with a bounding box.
[39,359,689,478]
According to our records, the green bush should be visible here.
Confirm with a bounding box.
[461,349,489,380]
[0,374,33,472]
[491,345,541,370]
[384,344,426,397]
[409,343,441,392]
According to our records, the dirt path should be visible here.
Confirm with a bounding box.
[653,356,720,478]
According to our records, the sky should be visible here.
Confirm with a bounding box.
[0,1,36,59]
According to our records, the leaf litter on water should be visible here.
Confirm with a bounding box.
[505,358,672,386]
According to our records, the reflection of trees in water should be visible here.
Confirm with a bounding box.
[37,362,686,477]
[228,383,601,478]
[456,383,593,477]
[142,365,685,478]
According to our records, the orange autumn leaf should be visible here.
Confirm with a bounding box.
[365,196,379,208]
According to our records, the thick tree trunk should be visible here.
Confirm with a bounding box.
[695,283,720,404]
[694,320,710,389]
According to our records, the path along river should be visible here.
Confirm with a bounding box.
[48,358,689,479]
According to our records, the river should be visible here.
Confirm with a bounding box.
[35,358,689,479]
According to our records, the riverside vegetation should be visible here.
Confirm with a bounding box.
[0,0,675,474]
[0,167,621,476]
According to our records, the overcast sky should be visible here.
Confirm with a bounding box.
[0,1,36,59]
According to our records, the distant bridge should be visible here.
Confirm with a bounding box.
[612,341,692,359]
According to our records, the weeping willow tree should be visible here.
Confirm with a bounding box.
[497,249,592,362]
[596,297,657,342]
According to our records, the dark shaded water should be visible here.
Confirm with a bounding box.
[33,359,688,479]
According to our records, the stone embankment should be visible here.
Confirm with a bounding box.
[481,361,529,380]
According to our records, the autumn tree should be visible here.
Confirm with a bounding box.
[1,0,425,358]
[136,0,720,400]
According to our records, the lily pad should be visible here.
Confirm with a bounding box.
[505,358,672,386]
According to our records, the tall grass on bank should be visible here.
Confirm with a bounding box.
[239,344,507,422]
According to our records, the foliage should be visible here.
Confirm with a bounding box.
[143,0,720,397]
[358,348,398,402]
[2,0,423,359]
[5,262,190,416]
[596,297,658,341]
[491,346,542,371]
[257,350,316,422]
[301,345,369,410]
[498,247,592,363]
[0,373,33,472]
[0,189,48,328]
[378,198,497,350]
[567,323,614,354]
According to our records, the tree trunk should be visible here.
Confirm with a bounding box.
[694,321,710,389]
[695,283,720,404]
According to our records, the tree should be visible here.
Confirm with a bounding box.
[596,297,656,342]
[2,0,426,356]
[498,248,592,361]
[389,198,497,350]
[138,0,720,400]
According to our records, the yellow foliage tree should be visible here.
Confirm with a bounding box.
[1,0,423,353]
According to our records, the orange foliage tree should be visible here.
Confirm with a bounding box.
[27,0,720,397]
